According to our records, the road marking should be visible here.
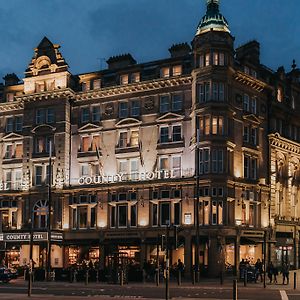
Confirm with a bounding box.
[280,290,289,300]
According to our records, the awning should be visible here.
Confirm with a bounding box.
[240,237,263,245]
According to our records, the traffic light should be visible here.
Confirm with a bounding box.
[174,226,178,250]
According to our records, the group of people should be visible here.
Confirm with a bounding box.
[239,258,290,285]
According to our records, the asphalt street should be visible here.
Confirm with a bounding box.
[0,279,299,300]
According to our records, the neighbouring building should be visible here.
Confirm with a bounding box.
[0,0,300,278]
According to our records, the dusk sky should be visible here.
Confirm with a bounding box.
[0,0,299,80]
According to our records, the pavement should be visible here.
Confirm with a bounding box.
[0,270,300,299]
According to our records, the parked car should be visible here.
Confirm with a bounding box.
[0,268,13,283]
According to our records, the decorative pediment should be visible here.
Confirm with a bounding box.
[31,124,56,134]
[2,132,23,141]
[78,123,103,133]
[156,112,184,123]
[115,118,142,128]
[25,37,69,78]
[242,114,263,125]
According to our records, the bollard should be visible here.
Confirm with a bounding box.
[120,269,124,286]
[294,272,296,290]
[177,270,181,286]
[233,279,237,300]
[244,271,247,287]
[220,271,224,285]
[85,269,89,285]
[192,270,196,285]
[156,269,160,286]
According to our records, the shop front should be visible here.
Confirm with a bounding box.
[275,232,295,268]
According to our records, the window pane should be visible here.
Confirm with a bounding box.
[172,126,182,142]
[91,135,100,151]
[91,207,96,228]
[212,117,218,134]
[130,130,139,147]
[111,206,116,227]
[131,100,140,117]
[172,94,183,111]
[81,107,90,123]
[82,136,90,152]
[118,205,127,227]
[15,116,23,132]
[35,166,43,185]
[47,108,55,123]
[172,65,182,76]
[160,202,170,225]
[160,95,170,113]
[119,132,128,148]
[36,109,45,125]
[15,144,23,158]
[174,202,180,225]
[130,205,137,227]
[78,206,88,228]
[6,118,14,133]
[152,204,158,226]
[92,106,101,122]
[160,127,169,143]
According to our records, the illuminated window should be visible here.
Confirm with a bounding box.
[6,93,14,102]
[91,135,100,151]
[93,79,101,90]
[82,81,91,91]
[120,74,129,85]
[172,156,181,178]
[130,130,139,147]
[205,53,210,66]
[277,87,283,102]
[15,143,23,159]
[161,67,170,78]
[204,116,210,135]
[80,164,90,177]
[213,52,219,65]
[81,136,90,152]
[172,65,182,76]
[131,72,140,83]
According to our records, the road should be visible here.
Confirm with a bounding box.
[1,279,300,299]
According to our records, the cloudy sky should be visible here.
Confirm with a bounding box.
[0,0,299,80]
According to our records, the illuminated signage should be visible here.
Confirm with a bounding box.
[1,232,63,242]
[0,182,9,191]
[78,169,194,186]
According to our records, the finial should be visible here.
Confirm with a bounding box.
[292,59,297,70]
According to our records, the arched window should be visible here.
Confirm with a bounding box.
[33,200,48,228]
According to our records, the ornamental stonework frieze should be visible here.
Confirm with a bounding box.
[269,133,300,155]
[233,71,268,92]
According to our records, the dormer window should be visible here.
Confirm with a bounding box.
[277,86,283,102]
[161,67,170,78]
[36,82,45,93]
[82,81,91,92]
[93,79,101,90]
[131,73,140,83]
[120,74,129,85]
[6,93,14,102]
[172,65,182,76]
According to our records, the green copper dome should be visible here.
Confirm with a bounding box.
[196,0,230,35]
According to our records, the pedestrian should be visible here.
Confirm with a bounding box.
[177,259,185,278]
[255,258,263,283]
[282,262,290,285]
[273,264,278,284]
[267,262,274,283]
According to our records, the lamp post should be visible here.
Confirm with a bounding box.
[46,140,53,281]
[28,219,33,297]
[195,129,200,282]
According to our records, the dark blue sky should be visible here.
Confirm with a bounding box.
[0,0,299,80]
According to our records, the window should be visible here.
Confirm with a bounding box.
[172,125,182,142]
[35,136,52,153]
[34,165,44,186]
[160,202,170,225]
[131,100,140,117]
[120,74,129,85]
[82,81,90,91]
[243,125,258,145]
[110,206,116,228]
[6,93,14,102]
[160,95,170,113]
[172,65,182,76]
[205,53,210,66]
[160,127,169,143]
[81,107,90,123]
[93,79,101,90]
[92,106,101,122]
[212,82,224,101]
[15,143,23,158]
[78,206,88,228]
[6,117,14,133]
[250,128,257,145]
[243,94,250,111]
[15,116,23,132]
[81,136,90,152]
[130,205,137,227]
[244,155,258,179]
[119,102,128,118]
[199,55,204,68]
[174,202,181,225]
[119,132,128,148]
[118,205,128,227]
[172,156,181,177]
[152,203,158,226]
[172,94,183,111]
[131,73,140,83]
[130,130,139,147]
[211,150,224,173]
[118,158,139,179]
[251,98,257,114]
[80,164,90,177]
[244,66,250,75]
[5,145,13,159]
[197,82,210,103]
[91,135,100,151]
[199,148,224,174]
[161,67,170,78]
[33,200,48,228]
[36,108,55,124]
[277,87,283,102]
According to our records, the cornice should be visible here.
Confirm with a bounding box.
[75,76,192,102]
[15,88,75,102]
[269,133,300,155]
[0,101,24,112]
[233,71,268,92]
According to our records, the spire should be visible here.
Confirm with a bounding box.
[196,0,230,36]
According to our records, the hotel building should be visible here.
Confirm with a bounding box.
[0,0,300,277]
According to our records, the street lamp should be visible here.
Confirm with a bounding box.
[28,219,33,297]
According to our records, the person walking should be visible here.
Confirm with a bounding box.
[282,262,290,285]
[255,258,263,283]
[267,262,274,283]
